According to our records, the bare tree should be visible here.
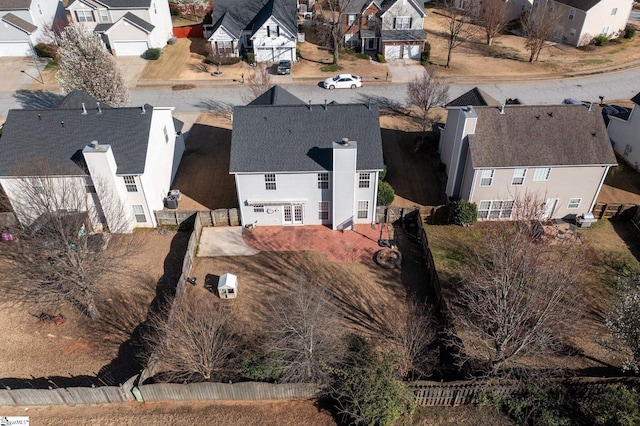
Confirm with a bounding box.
[406,67,449,143]
[478,0,509,46]
[380,298,437,379]
[264,277,346,385]
[520,1,562,62]
[313,0,358,66]
[606,276,640,373]
[145,296,239,382]
[0,163,136,321]
[509,188,548,222]
[242,64,273,103]
[56,24,130,107]
[451,225,584,374]
[439,0,479,68]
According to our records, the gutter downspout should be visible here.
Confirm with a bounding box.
[589,165,612,213]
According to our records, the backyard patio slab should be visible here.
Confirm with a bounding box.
[198,226,260,257]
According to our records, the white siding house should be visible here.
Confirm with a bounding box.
[0,0,67,56]
[230,86,383,229]
[606,92,640,170]
[0,91,185,232]
[379,0,426,60]
[440,91,617,220]
[67,0,173,56]
[204,0,298,63]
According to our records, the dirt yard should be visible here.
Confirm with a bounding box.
[0,230,182,386]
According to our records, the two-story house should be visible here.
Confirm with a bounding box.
[0,0,67,56]
[536,0,633,46]
[0,91,184,232]
[203,0,297,62]
[341,0,426,59]
[606,92,640,170]
[66,0,173,56]
[439,101,616,220]
[229,86,384,229]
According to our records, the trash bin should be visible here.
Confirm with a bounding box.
[576,212,597,228]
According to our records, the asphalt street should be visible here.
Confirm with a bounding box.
[1,66,640,119]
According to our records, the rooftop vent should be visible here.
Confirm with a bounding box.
[97,102,102,114]
[90,140,100,150]
[141,105,146,114]
[341,137,350,145]
[81,103,87,115]
[500,104,505,114]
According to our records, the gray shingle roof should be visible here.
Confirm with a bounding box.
[0,103,154,177]
[119,11,154,33]
[208,0,296,39]
[631,92,640,106]
[1,12,36,33]
[249,85,305,106]
[381,29,425,42]
[68,0,151,9]
[468,105,617,169]
[57,90,113,110]
[447,87,500,108]
[94,23,114,32]
[341,0,372,14]
[230,101,384,173]
[553,0,600,11]
[0,0,31,10]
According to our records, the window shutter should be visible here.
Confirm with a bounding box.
[394,17,397,29]
[277,26,280,36]
[409,17,412,29]
[267,26,270,37]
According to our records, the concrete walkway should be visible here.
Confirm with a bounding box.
[197,226,260,257]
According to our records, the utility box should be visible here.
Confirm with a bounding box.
[217,273,238,299]
[576,212,596,228]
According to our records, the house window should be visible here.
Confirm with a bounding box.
[37,3,42,15]
[458,0,466,9]
[570,28,576,37]
[568,8,575,20]
[123,175,138,192]
[611,8,617,15]
[163,125,169,143]
[265,173,276,190]
[215,41,233,55]
[318,201,329,220]
[348,14,357,25]
[154,2,157,14]
[480,169,494,186]
[99,9,108,22]
[357,200,369,219]
[358,173,371,188]
[512,168,526,185]
[394,16,411,30]
[532,167,550,181]
[478,200,514,220]
[367,14,376,27]
[33,178,45,195]
[567,198,581,209]
[132,204,146,223]
[318,172,329,189]
[602,26,609,35]
[76,10,95,22]
[253,205,265,213]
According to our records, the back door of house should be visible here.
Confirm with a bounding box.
[283,205,303,225]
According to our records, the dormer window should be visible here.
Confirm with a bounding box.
[99,9,109,23]
[76,10,95,22]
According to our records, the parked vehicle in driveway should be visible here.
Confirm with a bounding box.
[323,74,363,89]
[277,60,291,75]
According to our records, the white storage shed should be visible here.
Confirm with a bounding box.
[217,273,238,299]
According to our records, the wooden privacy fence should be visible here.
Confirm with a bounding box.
[135,382,320,402]
[633,207,640,231]
[155,209,239,227]
[0,384,131,406]
[173,25,204,38]
[376,205,448,225]
[591,202,638,220]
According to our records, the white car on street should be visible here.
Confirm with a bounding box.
[323,74,363,89]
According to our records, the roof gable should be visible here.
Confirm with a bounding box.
[105,11,154,33]
[447,87,500,108]
[467,104,617,168]
[249,85,305,106]
[380,0,425,17]
[208,0,296,37]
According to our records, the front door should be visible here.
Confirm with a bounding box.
[543,198,559,220]
[283,205,303,225]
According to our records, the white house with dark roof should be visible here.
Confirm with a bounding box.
[0,0,67,56]
[439,103,617,220]
[66,0,173,56]
[229,86,384,229]
[203,0,297,62]
[0,91,185,232]
[606,92,640,170]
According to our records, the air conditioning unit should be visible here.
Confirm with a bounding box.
[169,189,181,200]
[165,195,178,209]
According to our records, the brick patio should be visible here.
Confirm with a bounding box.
[242,224,392,264]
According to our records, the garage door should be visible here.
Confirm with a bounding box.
[254,48,273,62]
[274,47,292,62]
[384,45,401,59]
[0,41,31,57]
[112,41,149,57]
[404,44,421,59]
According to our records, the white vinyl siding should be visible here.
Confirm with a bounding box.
[480,169,494,186]
[478,200,514,220]
[512,168,526,185]
[567,198,581,209]
[533,167,551,181]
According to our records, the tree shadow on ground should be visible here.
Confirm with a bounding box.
[13,90,65,109]
[611,219,640,264]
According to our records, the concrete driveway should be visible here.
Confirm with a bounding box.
[114,56,147,87]
[0,56,52,93]
[197,226,260,257]
[387,59,426,83]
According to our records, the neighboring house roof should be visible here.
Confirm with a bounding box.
[0,0,31,10]
[249,85,306,106]
[552,0,601,11]
[94,23,114,32]
[230,90,384,173]
[380,0,425,16]
[467,105,617,169]
[0,102,154,177]
[381,29,425,42]
[447,87,501,108]
[57,90,113,110]
[1,12,37,33]
[630,92,640,105]
[208,0,296,39]
[107,11,154,33]
[68,0,151,9]
[341,0,376,14]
